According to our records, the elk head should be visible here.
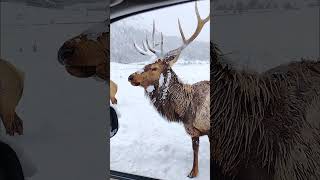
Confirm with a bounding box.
[128,1,209,89]
[57,20,109,80]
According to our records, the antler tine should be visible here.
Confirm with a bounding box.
[133,20,164,58]
[133,41,149,56]
[142,40,148,52]
[178,19,186,44]
[160,32,164,56]
[152,20,155,48]
[177,1,210,50]
[145,34,156,54]
[195,1,210,24]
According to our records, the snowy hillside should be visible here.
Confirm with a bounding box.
[110,61,210,180]
[111,23,210,64]
[110,0,210,64]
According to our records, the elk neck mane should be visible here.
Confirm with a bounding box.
[144,67,193,123]
[210,43,288,173]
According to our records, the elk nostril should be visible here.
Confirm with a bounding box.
[57,46,74,65]
[128,75,133,81]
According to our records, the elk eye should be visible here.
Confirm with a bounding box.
[151,68,157,71]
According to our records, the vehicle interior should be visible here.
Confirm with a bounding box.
[110,0,209,179]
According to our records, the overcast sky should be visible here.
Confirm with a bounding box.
[124,0,210,43]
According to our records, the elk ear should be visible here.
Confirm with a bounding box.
[165,55,180,67]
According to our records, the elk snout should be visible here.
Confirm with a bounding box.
[58,45,75,65]
[128,73,140,86]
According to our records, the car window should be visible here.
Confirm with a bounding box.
[110,1,210,179]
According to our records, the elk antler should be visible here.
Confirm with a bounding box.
[177,1,209,50]
[133,20,164,58]
[162,1,210,66]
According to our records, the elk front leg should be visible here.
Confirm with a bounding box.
[1,112,23,136]
[111,97,117,104]
[188,136,199,178]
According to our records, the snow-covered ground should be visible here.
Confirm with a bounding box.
[110,61,210,180]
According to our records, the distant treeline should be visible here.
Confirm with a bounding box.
[111,23,209,64]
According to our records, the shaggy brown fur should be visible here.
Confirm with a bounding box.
[146,68,210,135]
[210,42,320,180]
[0,58,24,136]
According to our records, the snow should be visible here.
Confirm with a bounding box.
[146,85,155,93]
[136,68,144,74]
[161,70,172,100]
[159,73,164,86]
[110,61,210,180]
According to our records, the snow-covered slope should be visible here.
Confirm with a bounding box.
[110,62,210,180]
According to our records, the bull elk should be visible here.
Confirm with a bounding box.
[128,2,209,178]
[211,41,320,179]
[57,20,118,104]
[0,58,24,136]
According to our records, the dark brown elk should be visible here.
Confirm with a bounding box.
[0,58,24,136]
[128,2,210,178]
[210,42,320,180]
[57,20,118,104]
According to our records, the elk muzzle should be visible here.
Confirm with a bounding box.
[57,45,75,65]
[128,73,140,86]
[57,42,98,78]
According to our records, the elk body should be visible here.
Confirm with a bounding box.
[128,2,209,178]
[57,20,118,104]
[210,43,320,180]
[0,58,24,136]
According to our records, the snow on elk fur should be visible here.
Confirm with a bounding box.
[128,2,210,178]
[210,42,320,180]
[0,58,24,136]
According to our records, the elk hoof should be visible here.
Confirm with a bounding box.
[3,118,23,136]
[187,169,198,178]
[111,98,117,105]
